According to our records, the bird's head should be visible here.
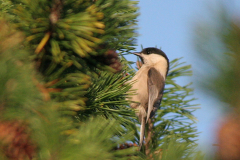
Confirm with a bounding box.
[132,47,169,76]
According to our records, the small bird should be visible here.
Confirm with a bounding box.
[128,47,169,149]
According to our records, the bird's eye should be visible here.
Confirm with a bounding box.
[147,49,151,54]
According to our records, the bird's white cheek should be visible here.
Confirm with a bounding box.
[141,54,168,78]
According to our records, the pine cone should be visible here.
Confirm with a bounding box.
[102,49,122,72]
[0,121,36,160]
[217,113,240,160]
[94,44,122,73]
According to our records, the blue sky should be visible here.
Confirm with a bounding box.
[125,0,240,153]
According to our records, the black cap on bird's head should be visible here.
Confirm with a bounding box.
[143,48,168,59]
[133,47,169,63]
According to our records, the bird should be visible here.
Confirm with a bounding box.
[128,47,169,149]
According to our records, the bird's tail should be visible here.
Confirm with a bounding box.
[139,117,145,149]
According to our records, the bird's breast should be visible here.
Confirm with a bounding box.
[129,66,149,107]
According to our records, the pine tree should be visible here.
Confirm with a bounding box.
[0,0,201,159]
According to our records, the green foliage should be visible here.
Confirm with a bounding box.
[64,117,139,160]
[6,0,139,120]
[0,22,43,120]
[0,20,139,159]
[0,0,13,17]
[95,0,139,52]
[85,72,133,116]
[160,58,198,139]
[156,137,204,160]
[31,115,139,160]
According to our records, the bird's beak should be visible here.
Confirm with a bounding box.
[132,52,142,57]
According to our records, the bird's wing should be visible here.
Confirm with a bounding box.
[146,67,165,122]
